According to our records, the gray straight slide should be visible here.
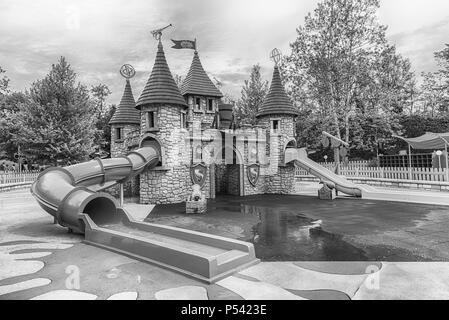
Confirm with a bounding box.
[285,148,449,206]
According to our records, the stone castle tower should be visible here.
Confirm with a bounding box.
[136,41,192,204]
[256,64,298,194]
[109,77,141,196]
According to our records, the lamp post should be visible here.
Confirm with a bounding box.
[324,155,328,163]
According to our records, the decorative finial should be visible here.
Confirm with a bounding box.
[270,48,282,66]
[151,24,173,41]
[120,64,136,79]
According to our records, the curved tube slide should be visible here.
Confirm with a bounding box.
[285,148,363,197]
[31,146,160,233]
[30,142,260,282]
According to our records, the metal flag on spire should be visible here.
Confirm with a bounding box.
[151,24,173,41]
[171,38,197,50]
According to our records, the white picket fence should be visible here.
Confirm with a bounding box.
[296,165,449,182]
[0,171,40,185]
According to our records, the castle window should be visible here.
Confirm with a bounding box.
[115,127,123,141]
[195,97,201,111]
[180,112,187,129]
[207,99,214,112]
[271,119,280,133]
[145,111,158,131]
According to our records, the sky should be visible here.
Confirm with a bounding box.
[0,0,449,105]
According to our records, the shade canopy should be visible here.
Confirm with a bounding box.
[393,132,449,150]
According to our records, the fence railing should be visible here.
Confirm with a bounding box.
[315,161,372,168]
[0,171,40,185]
[296,166,449,182]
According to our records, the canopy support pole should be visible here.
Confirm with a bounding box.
[438,135,449,182]
[444,143,449,182]
[408,144,412,180]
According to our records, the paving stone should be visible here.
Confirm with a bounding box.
[217,276,305,300]
[30,290,97,300]
[239,262,370,298]
[107,291,138,300]
[155,286,208,300]
[293,262,383,275]
[353,262,449,300]
[0,278,51,296]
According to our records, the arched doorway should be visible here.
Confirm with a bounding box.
[215,146,244,196]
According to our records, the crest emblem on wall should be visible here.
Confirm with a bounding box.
[190,163,207,187]
[247,164,260,187]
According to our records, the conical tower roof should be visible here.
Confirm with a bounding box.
[109,79,140,125]
[256,66,297,118]
[181,51,223,98]
[136,41,187,109]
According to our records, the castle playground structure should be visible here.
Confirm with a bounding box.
[31,34,449,283]
[108,41,300,204]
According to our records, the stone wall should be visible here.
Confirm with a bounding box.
[257,114,295,166]
[186,95,218,128]
[110,124,140,158]
[264,165,296,195]
[256,114,296,195]
[139,104,192,204]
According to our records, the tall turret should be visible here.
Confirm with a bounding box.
[181,50,223,129]
[136,41,191,204]
[109,66,141,196]
[257,49,298,194]
[109,72,140,157]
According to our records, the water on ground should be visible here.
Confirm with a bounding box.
[144,195,449,262]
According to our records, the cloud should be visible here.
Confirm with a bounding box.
[0,0,448,104]
[387,18,449,77]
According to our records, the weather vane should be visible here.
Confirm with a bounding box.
[120,64,136,79]
[151,24,173,41]
[270,48,282,66]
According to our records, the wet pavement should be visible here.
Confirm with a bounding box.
[3,189,449,300]
[147,195,449,262]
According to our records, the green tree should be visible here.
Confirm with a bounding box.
[282,0,414,154]
[91,83,113,155]
[91,83,111,118]
[0,92,27,160]
[233,64,268,127]
[419,45,449,115]
[0,67,9,95]
[420,72,447,116]
[11,57,98,164]
[96,104,116,157]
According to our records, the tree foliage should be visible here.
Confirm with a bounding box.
[0,67,9,95]
[282,0,415,156]
[233,64,268,127]
[91,83,111,118]
[418,45,449,116]
[11,57,98,164]
[91,83,113,156]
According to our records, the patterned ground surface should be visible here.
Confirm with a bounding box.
[2,189,449,300]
